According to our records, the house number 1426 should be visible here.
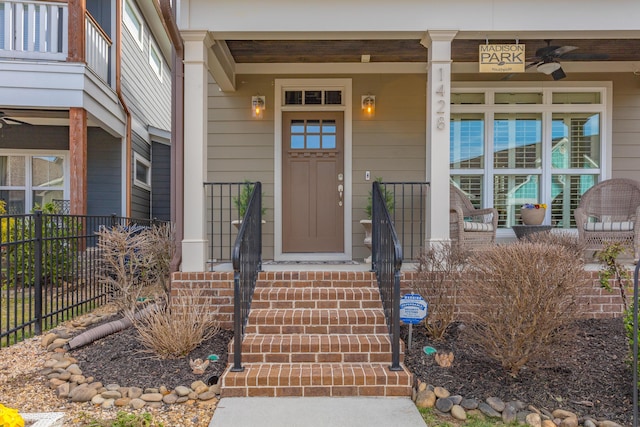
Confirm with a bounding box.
[435,67,446,130]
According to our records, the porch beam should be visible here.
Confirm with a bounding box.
[69,107,87,215]
[208,40,236,92]
[422,30,457,246]
[181,31,214,272]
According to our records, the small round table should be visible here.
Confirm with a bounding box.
[512,225,552,240]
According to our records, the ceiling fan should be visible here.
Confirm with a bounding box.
[0,112,32,128]
[525,40,609,80]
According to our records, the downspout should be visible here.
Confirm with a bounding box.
[159,0,184,273]
[116,0,132,216]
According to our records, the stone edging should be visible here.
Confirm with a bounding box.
[40,314,220,411]
[413,382,625,427]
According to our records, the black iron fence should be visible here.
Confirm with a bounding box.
[231,182,263,371]
[204,182,256,265]
[371,181,403,371]
[0,212,164,347]
[381,182,429,261]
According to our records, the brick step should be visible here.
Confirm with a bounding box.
[228,334,404,364]
[245,308,388,335]
[255,271,377,289]
[251,287,381,310]
[220,362,413,398]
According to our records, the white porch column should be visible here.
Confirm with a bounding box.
[422,30,458,246]
[181,31,213,272]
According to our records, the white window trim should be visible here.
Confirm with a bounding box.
[149,40,163,81]
[450,81,612,237]
[123,0,144,50]
[0,150,69,213]
[133,153,151,190]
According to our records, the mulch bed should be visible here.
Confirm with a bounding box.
[69,314,634,425]
[402,317,634,426]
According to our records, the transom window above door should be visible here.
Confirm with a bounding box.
[284,90,343,106]
[290,119,337,149]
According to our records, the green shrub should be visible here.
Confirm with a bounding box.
[233,180,266,219]
[1,202,80,289]
[365,177,394,219]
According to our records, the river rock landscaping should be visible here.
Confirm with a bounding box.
[403,317,633,426]
[0,304,634,426]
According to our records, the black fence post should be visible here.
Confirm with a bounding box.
[34,210,43,336]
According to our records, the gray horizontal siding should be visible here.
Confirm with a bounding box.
[88,128,121,216]
[152,141,170,221]
[0,125,68,150]
[131,133,151,219]
[120,0,171,132]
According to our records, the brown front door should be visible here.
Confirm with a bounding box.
[282,111,344,253]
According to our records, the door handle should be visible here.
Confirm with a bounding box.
[338,184,344,206]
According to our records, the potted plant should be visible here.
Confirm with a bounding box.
[232,181,267,229]
[360,178,394,262]
[520,202,547,225]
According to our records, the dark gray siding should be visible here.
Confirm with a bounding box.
[0,125,68,150]
[88,128,121,216]
[151,141,170,221]
[131,133,150,219]
[86,0,111,38]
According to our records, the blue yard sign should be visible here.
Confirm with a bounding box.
[399,293,428,325]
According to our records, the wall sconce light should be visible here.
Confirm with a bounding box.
[252,95,265,119]
[362,95,375,116]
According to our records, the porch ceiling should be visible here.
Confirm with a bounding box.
[226,39,640,63]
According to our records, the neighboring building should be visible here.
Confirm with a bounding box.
[173,0,640,271]
[0,0,172,220]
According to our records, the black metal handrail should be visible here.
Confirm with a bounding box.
[371,181,403,371]
[231,182,262,372]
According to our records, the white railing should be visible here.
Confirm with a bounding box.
[0,1,111,84]
[85,12,110,83]
[0,0,68,60]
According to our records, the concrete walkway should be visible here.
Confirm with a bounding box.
[208,397,426,427]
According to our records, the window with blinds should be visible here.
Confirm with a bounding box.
[450,87,607,230]
[450,114,484,169]
[493,114,542,169]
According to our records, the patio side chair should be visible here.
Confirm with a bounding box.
[574,178,640,261]
[449,184,498,250]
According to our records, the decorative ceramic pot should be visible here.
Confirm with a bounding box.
[520,207,545,225]
[360,219,372,263]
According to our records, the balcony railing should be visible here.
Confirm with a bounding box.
[0,1,111,83]
[0,1,68,60]
[85,11,111,82]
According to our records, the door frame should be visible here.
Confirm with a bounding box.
[274,78,353,261]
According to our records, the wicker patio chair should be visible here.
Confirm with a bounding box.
[450,185,498,250]
[574,178,640,261]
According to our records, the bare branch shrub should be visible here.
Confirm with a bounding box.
[525,230,586,259]
[130,289,220,359]
[461,241,587,377]
[97,226,154,313]
[411,242,470,341]
[142,222,175,291]
[97,224,175,314]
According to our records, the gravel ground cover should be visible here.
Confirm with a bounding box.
[0,306,634,426]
